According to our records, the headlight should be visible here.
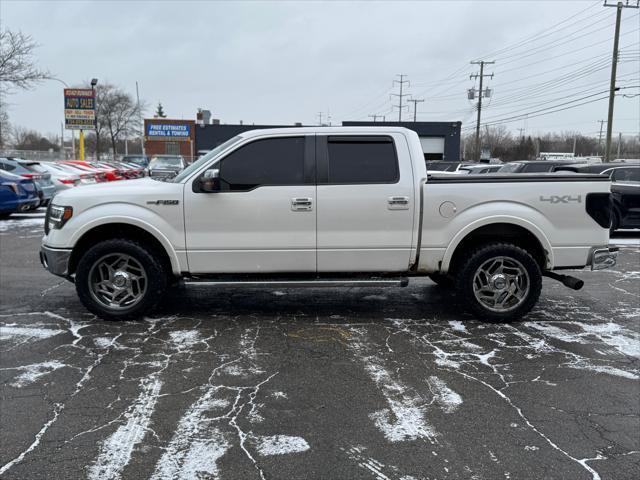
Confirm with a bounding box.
[48,205,73,230]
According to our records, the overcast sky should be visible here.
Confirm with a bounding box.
[2,0,639,139]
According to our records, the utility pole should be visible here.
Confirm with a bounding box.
[136,81,145,157]
[369,114,385,122]
[603,0,639,162]
[617,132,622,157]
[391,74,410,122]
[572,136,577,155]
[598,119,606,154]
[407,98,425,122]
[470,60,495,161]
[517,128,525,140]
[317,111,323,126]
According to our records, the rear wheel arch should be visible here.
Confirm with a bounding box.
[68,223,176,278]
[444,222,549,276]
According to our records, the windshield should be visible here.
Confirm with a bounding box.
[149,157,183,169]
[172,136,243,182]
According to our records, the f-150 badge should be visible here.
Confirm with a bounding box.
[147,200,179,205]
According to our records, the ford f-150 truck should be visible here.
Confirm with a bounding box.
[40,127,618,321]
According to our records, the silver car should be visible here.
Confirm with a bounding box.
[147,155,185,179]
[38,162,81,192]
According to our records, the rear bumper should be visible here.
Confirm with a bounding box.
[590,246,619,271]
[40,245,72,277]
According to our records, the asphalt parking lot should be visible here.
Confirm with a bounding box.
[1,211,638,480]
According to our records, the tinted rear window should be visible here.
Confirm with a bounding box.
[327,136,398,184]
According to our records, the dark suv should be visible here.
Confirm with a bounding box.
[553,163,640,231]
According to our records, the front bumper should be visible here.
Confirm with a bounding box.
[40,245,72,277]
[591,246,619,271]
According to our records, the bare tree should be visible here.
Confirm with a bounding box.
[94,83,142,159]
[0,29,50,92]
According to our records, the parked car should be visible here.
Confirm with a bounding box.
[87,162,124,181]
[121,154,150,168]
[0,170,40,217]
[459,164,503,174]
[60,161,108,183]
[498,160,587,174]
[147,155,185,179]
[119,162,146,178]
[38,162,81,192]
[41,127,617,322]
[52,162,99,185]
[0,157,56,206]
[552,163,640,231]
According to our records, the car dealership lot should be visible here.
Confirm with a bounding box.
[1,213,638,480]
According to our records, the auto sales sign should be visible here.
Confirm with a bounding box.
[64,88,95,130]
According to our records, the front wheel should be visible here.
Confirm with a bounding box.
[455,243,542,322]
[75,238,169,320]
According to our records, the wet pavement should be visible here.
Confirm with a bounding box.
[1,212,639,480]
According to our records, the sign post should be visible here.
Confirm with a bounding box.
[64,88,95,160]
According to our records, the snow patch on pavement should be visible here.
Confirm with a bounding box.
[254,434,309,456]
[448,320,467,333]
[429,376,463,413]
[0,325,64,341]
[8,360,66,387]
[88,376,162,480]
[349,330,437,443]
[150,388,231,480]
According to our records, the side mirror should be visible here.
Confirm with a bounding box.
[198,168,220,192]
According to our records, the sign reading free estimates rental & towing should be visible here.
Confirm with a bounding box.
[64,88,95,130]
[145,123,192,140]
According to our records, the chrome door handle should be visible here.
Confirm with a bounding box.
[388,196,409,210]
[291,197,313,211]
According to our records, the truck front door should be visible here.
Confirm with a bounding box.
[184,135,316,273]
[315,134,415,272]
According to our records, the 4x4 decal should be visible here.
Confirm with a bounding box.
[539,195,582,204]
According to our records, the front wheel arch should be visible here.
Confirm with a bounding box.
[69,223,175,280]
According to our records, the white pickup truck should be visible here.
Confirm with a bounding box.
[40,127,618,321]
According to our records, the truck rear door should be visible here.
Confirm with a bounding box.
[315,133,415,272]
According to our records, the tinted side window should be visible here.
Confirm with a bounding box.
[327,137,398,184]
[219,137,305,191]
[0,161,15,172]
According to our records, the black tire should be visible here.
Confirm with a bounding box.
[428,273,454,289]
[454,242,542,322]
[75,238,169,320]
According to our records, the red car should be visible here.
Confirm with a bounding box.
[60,161,108,182]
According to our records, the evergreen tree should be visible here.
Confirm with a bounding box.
[155,102,166,118]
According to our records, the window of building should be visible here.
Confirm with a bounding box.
[165,142,180,155]
[326,136,398,184]
[218,136,305,190]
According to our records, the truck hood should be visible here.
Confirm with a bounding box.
[52,177,184,214]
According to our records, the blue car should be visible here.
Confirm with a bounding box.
[0,157,57,207]
[0,171,40,218]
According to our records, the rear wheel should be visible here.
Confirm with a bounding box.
[75,238,168,320]
[454,243,542,322]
